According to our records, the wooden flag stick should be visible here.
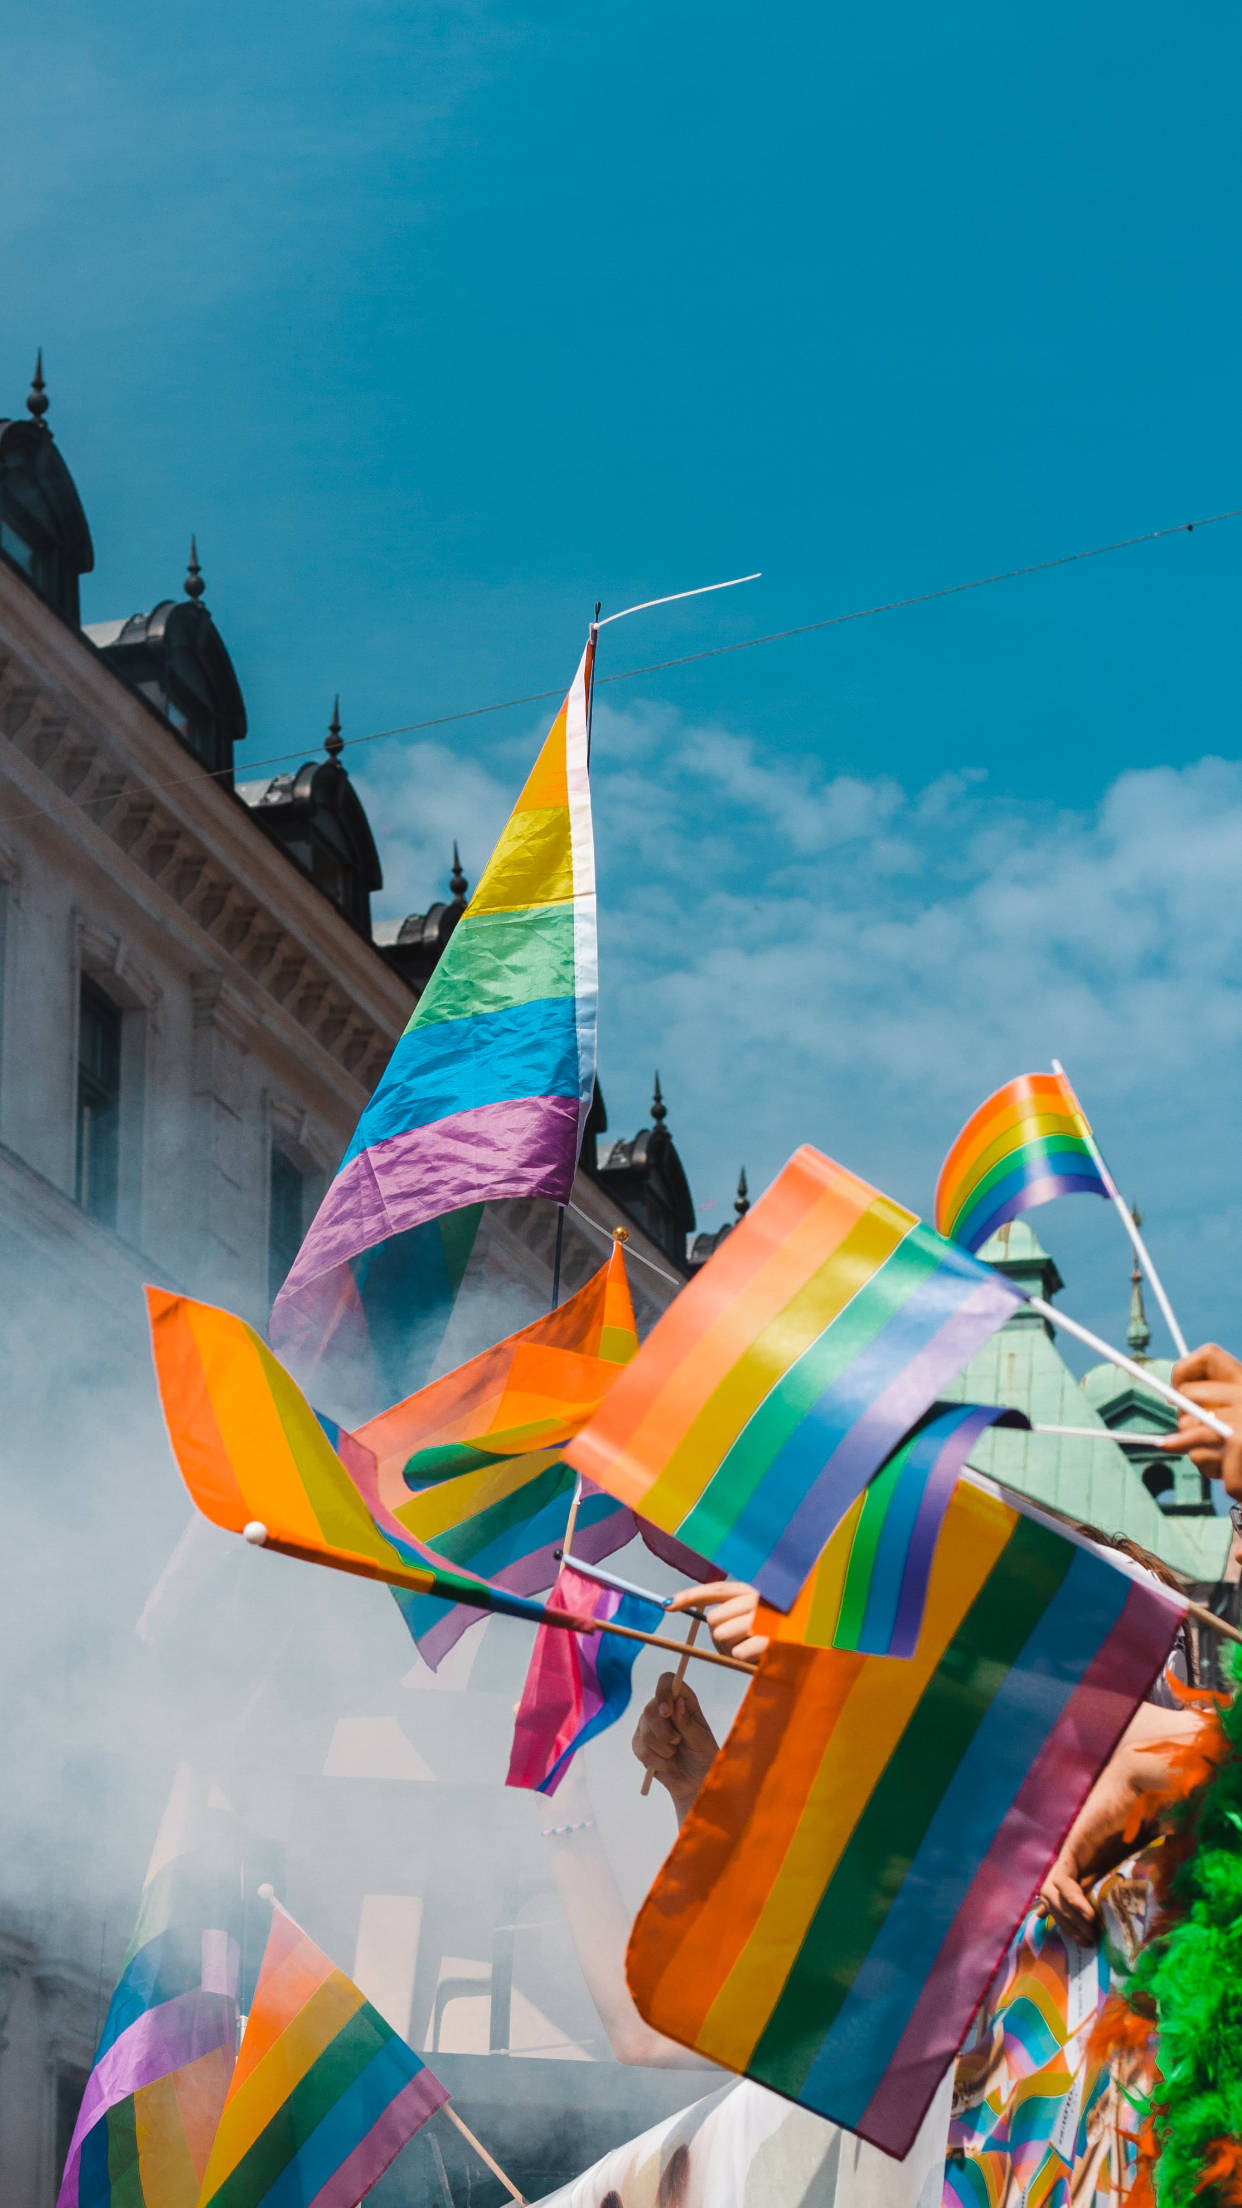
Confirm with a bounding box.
[1033,1423,1178,1445]
[642,1612,703,1796]
[241,1525,754,1672]
[442,2102,526,2203]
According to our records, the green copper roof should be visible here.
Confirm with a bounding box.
[945,1220,1230,1584]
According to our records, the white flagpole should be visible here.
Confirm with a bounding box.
[1051,1059,1189,1358]
[594,573,760,627]
[1028,1297,1229,1437]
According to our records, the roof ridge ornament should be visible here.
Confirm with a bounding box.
[450,839,468,902]
[735,1165,750,1219]
[1126,1204,1151,1358]
[27,348,49,427]
[651,1071,667,1127]
[325,695,344,760]
[184,534,205,602]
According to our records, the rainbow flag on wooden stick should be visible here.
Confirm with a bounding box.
[567,1146,1023,1609]
[626,1479,1182,2157]
[935,1070,1109,1253]
[145,1289,572,1635]
[269,636,597,1382]
[350,1240,638,1664]
[58,1768,239,2208]
[196,1900,447,2208]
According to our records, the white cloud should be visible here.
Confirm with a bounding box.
[357,697,1242,1351]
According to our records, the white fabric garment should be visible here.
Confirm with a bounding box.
[532,2069,953,2208]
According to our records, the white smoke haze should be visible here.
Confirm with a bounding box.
[0,1211,744,2200]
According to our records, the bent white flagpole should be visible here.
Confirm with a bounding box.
[1052,1059,1189,1358]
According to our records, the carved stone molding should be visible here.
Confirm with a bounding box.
[0,653,401,1089]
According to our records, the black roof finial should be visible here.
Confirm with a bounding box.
[450,839,468,902]
[184,535,205,602]
[651,1071,667,1127]
[325,695,344,760]
[27,348,49,427]
[735,1166,750,1220]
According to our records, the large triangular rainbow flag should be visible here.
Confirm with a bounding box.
[58,1768,239,2208]
[270,636,597,1379]
[196,1901,447,2208]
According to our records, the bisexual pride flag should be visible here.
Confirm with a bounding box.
[507,1564,664,1796]
[270,637,597,1388]
[567,1146,1023,1610]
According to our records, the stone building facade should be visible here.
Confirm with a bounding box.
[0,366,694,2204]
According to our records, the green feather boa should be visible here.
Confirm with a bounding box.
[1123,1653,1242,2205]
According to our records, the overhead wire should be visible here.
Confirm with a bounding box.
[1,502,1239,834]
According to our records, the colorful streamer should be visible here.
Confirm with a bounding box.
[507,1564,664,1796]
[567,1145,1023,1609]
[57,1768,239,2208]
[197,1900,447,2208]
[626,1478,1182,2158]
[269,637,597,1378]
[935,1070,1110,1254]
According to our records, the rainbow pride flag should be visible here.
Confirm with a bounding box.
[567,1146,1023,1610]
[145,1289,570,1636]
[626,1478,1182,2157]
[935,1070,1110,1253]
[270,637,597,1380]
[348,1240,638,1663]
[829,1401,1028,1658]
[393,1464,633,1669]
[197,1901,447,2208]
[507,1563,665,1796]
[57,1768,239,2208]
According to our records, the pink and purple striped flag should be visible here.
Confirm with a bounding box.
[507,1563,665,1796]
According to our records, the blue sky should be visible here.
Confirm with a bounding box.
[5,0,1242,1349]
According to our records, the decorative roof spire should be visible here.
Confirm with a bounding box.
[449,839,468,903]
[184,535,205,602]
[651,1071,667,1127]
[735,1165,750,1220]
[1126,1204,1151,1357]
[325,695,344,760]
[26,349,48,427]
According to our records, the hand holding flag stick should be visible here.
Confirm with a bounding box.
[640,1613,702,1797]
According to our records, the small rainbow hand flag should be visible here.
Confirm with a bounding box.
[350,1240,638,1665]
[567,1147,1023,1610]
[934,1070,1110,1253]
[145,1289,570,1635]
[270,636,597,1383]
[625,1479,1182,2157]
[197,1901,447,2208]
[57,1767,239,2208]
[507,1564,664,1796]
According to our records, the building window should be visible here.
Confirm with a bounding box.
[269,1145,304,1303]
[76,977,122,1225]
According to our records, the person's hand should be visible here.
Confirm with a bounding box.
[1159,1344,1242,1496]
[668,1581,769,1664]
[631,1674,719,1811]
[1037,1704,1213,1939]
